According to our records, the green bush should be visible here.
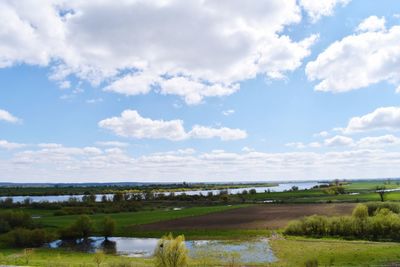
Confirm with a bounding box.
[154,233,188,267]
[59,215,94,239]
[0,211,33,229]
[3,228,53,247]
[285,203,400,241]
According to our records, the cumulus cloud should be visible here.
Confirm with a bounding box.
[306,17,400,93]
[299,0,350,22]
[0,1,320,104]
[344,107,400,133]
[96,141,129,148]
[285,142,306,149]
[0,140,25,150]
[356,135,400,148]
[98,110,247,141]
[0,109,20,123]
[314,131,329,138]
[189,125,247,141]
[324,135,354,147]
[356,16,386,32]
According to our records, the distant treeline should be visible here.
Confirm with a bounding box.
[0,190,259,215]
[285,202,400,242]
[0,182,275,196]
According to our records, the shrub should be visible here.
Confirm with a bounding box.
[154,233,188,267]
[0,211,33,229]
[3,228,52,247]
[59,215,94,239]
[100,217,116,240]
[352,204,368,220]
[285,203,400,241]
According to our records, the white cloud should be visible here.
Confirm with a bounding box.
[104,72,158,96]
[314,131,329,138]
[242,146,255,152]
[38,143,63,149]
[299,0,350,22]
[306,18,400,92]
[6,144,400,182]
[356,134,400,148]
[0,140,25,150]
[324,135,354,147]
[222,109,235,116]
[86,98,103,104]
[99,110,188,141]
[344,107,400,133]
[189,125,247,141]
[98,110,247,141]
[0,109,20,123]
[96,141,129,148]
[356,16,386,32]
[0,1,319,104]
[285,142,306,149]
[158,77,238,105]
[309,142,322,148]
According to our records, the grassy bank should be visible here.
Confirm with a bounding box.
[270,237,400,266]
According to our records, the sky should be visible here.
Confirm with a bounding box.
[1,0,400,183]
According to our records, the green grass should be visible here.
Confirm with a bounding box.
[343,180,400,191]
[270,237,400,266]
[37,205,248,236]
[0,248,153,267]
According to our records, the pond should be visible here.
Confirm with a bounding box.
[0,181,325,203]
[48,237,276,264]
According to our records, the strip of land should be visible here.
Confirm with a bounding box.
[136,203,355,231]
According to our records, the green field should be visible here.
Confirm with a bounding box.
[36,205,248,236]
[270,237,400,266]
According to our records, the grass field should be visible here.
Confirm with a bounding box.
[0,248,153,267]
[1,237,400,266]
[270,237,400,266]
[36,205,248,236]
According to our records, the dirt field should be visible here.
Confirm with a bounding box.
[137,203,355,231]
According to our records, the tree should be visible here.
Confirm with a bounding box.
[376,186,386,202]
[112,192,124,202]
[101,217,116,240]
[154,233,188,267]
[101,194,108,203]
[72,215,94,239]
[249,189,257,194]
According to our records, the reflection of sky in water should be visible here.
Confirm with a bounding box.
[49,237,276,263]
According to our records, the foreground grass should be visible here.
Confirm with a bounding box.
[0,248,153,267]
[37,205,248,236]
[270,237,400,266]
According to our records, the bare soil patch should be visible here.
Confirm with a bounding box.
[136,203,355,231]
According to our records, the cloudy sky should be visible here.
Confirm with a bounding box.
[1,0,400,183]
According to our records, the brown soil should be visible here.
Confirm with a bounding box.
[137,203,355,231]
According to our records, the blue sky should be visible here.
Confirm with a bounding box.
[1,0,400,182]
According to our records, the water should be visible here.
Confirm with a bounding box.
[0,182,325,203]
[48,237,276,264]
